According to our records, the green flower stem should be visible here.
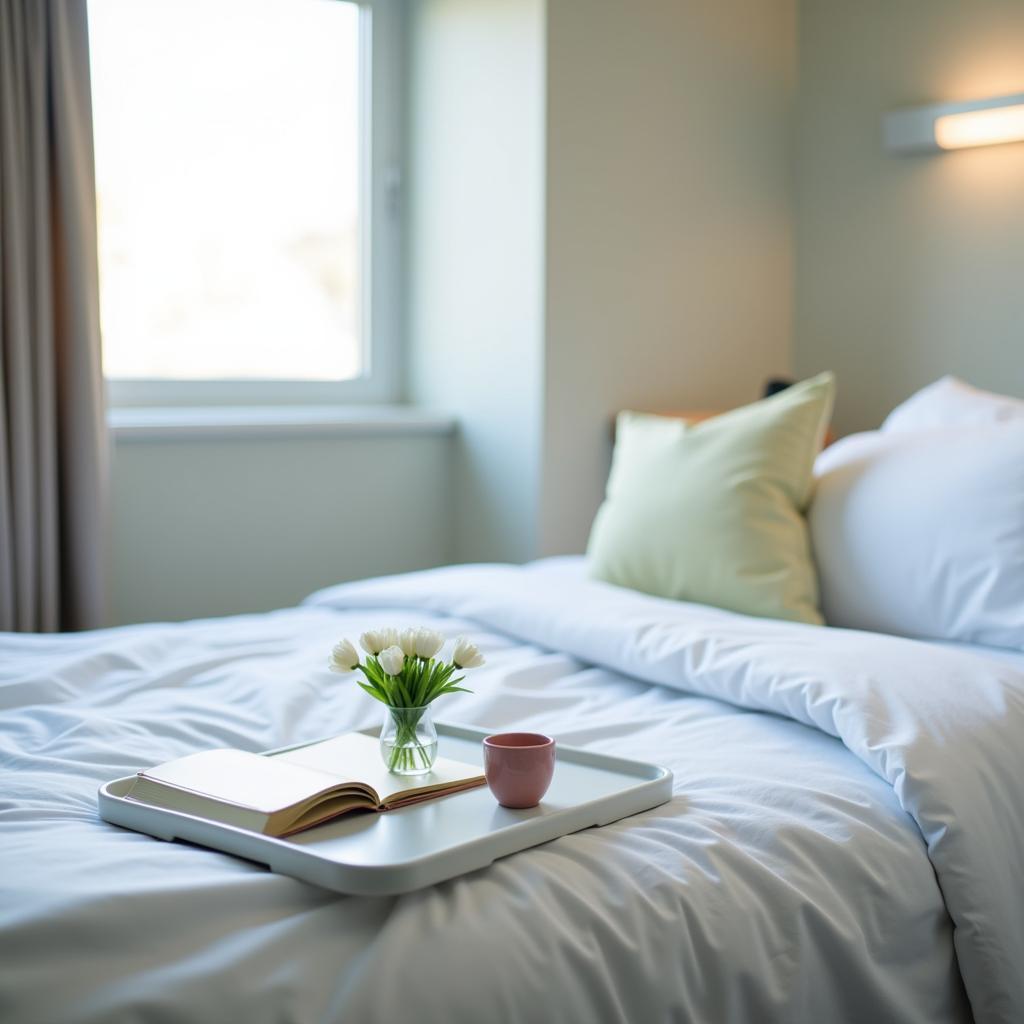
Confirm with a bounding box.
[385,706,432,773]
[349,652,475,774]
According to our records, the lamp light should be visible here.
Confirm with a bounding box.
[884,91,1024,154]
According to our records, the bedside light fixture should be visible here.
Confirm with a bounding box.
[884,91,1024,154]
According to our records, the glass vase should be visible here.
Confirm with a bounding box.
[380,704,438,775]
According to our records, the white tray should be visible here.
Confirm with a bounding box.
[97,722,673,896]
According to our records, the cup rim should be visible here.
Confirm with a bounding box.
[483,732,554,750]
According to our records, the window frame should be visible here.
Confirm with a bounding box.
[101,0,404,409]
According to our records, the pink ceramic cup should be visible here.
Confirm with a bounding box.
[483,733,556,809]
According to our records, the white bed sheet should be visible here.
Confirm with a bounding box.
[4,556,1021,1023]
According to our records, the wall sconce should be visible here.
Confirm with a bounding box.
[884,91,1024,154]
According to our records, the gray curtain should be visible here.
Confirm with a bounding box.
[0,0,108,631]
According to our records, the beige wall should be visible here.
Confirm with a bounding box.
[795,0,1024,435]
[540,0,797,554]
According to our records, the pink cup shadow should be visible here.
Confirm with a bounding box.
[483,733,556,809]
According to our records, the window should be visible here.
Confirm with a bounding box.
[88,0,402,406]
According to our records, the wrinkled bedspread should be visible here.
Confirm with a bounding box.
[3,557,1023,1023]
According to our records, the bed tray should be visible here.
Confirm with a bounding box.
[97,721,673,896]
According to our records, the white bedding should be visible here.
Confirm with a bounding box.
[3,557,1022,1023]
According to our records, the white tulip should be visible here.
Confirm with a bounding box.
[328,638,359,673]
[360,627,398,656]
[378,645,406,677]
[398,628,418,658]
[452,637,485,669]
[413,627,445,660]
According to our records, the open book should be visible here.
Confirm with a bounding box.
[124,733,486,837]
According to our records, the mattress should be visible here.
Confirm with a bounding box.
[3,556,1022,1024]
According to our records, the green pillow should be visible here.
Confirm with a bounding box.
[587,372,835,624]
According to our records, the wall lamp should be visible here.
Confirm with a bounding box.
[884,91,1024,154]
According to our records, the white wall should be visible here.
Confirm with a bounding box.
[111,431,451,623]
[794,0,1024,434]
[539,0,797,554]
[406,0,546,565]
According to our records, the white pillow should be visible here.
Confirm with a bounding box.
[882,376,1024,433]
[810,426,1024,650]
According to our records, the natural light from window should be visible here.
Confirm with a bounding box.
[89,0,362,382]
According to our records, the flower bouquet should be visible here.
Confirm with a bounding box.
[329,627,485,775]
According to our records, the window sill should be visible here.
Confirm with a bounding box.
[108,405,457,443]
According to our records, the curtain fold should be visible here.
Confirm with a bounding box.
[0,0,109,631]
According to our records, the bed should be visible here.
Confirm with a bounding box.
[2,556,1022,1024]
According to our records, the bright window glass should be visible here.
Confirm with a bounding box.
[89,0,363,382]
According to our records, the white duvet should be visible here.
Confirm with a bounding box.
[2,557,1023,1024]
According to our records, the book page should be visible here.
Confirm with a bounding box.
[282,792,376,834]
[273,733,483,804]
[140,748,361,814]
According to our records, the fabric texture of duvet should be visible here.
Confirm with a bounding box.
[3,557,1022,1023]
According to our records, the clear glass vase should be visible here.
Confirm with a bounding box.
[380,704,438,775]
